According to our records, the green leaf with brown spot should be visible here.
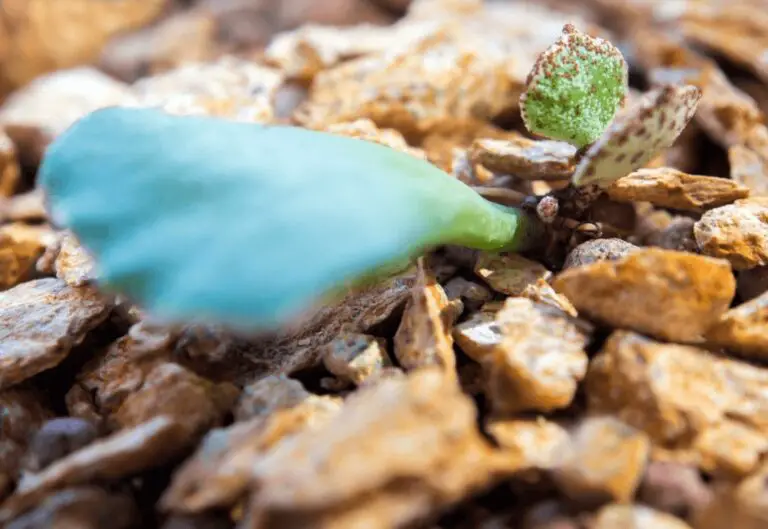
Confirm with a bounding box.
[520,24,629,148]
[571,84,702,187]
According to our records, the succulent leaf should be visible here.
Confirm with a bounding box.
[39,107,540,332]
[571,84,702,187]
[521,24,629,148]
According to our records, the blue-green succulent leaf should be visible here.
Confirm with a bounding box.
[40,107,536,332]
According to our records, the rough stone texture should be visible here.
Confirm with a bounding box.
[36,232,96,288]
[563,238,639,269]
[645,217,699,253]
[0,225,47,290]
[99,9,217,83]
[484,298,589,415]
[162,397,342,513]
[486,417,570,472]
[442,277,492,312]
[324,119,426,158]
[693,461,768,529]
[243,368,510,529]
[553,248,735,343]
[552,416,650,506]
[132,56,284,123]
[591,504,692,529]
[323,333,392,386]
[0,279,112,390]
[694,198,768,270]
[0,389,53,496]
[394,264,458,377]
[469,137,577,180]
[707,290,768,360]
[474,252,551,296]
[24,418,99,473]
[587,331,768,476]
[111,362,239,437]
[0,417,190,523]
[637,461,712,520]
[607,168,750,212]
[453,307,501,363]
[234,375,313,422]
[729,144,768,195]
[0,131,20,198]
[4,486,139,529]
[0,0,168,95]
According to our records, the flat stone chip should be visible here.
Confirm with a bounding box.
[0,278,112,391]
[520,24,628,148]
[572,84,702,187]
[469,137,577,180]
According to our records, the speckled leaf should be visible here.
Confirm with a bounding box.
[571,84,702,187]
[39,107,538,332]
[520,24,628,148]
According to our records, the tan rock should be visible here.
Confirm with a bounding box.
[112,363,239,438]
[235,375,314,422]
[35,231,96,288]
[0,279,112,390]
[324,119,425,158]
[486,417,570,472]
[0,131,19,198]
[245,368,508,529]
[484,298,589,415]
[587,331,768,476]
[469,137,577,180]
[638,461,713,519]
[0,224,47,289]
[729,144,768,195]
[563,238,639,269]
[552,416,650,506]
[474,252,551,296]
[693,461,768,529]
[394,263,458,376]
[0,189,47,224]
[591,504,692,529]
[0,0,168,95]
[553,248,735,343]
[443,276,493,311]
[323,333,392,386]
[453,307,501,362]
[162,397,342,513]
[707,290,768,359]
[0,417,190,524]
[694,198,768,270]
[607,168,750,212]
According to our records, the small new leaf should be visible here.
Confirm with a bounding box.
[521,24,628,148]
[571,84,702,187]
[39,107,539,332]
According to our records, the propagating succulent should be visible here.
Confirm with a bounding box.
[40,107,542,332]
[521,24,702,191]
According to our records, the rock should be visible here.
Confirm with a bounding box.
[324,119,426,158]
[693,461,768,529]
[323,333,392,386]
[522,502,582,529]
[394,263,458,376]
[483,298,589,415]
[234,375,314,422]
[161,397,342,513]
[0,0,168,95]
[469,137,577,180]
[0,225,47,290]
[453,307,502,362]
[443,277,493,312]
[0,131,20,197]
[729,144,768,195]
[637,461,712,520]
[112,363,239,438]
[694,198,768,270]
[5,486,139,529]
[707,290,768,360]
[737,266,768,301]
[474,252,551,296]
[586,331,768,476]
[486,417,570,472]
[36,231,96,288]
[606,168,749,212]
[244,368,509,529]
[553,248,735,343]
[645,217,699,253]
[0,279,113,390]
[552,416,650,506]
[24,418,99,472]
[0,190,47,224]
[0,417,190,523]
[563,238,639,269]
[161,513,233,529]
[590,504,692,529]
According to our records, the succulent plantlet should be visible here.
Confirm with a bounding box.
[520,24,629,149]
[39,107,542,333]
[571,84,702,187]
